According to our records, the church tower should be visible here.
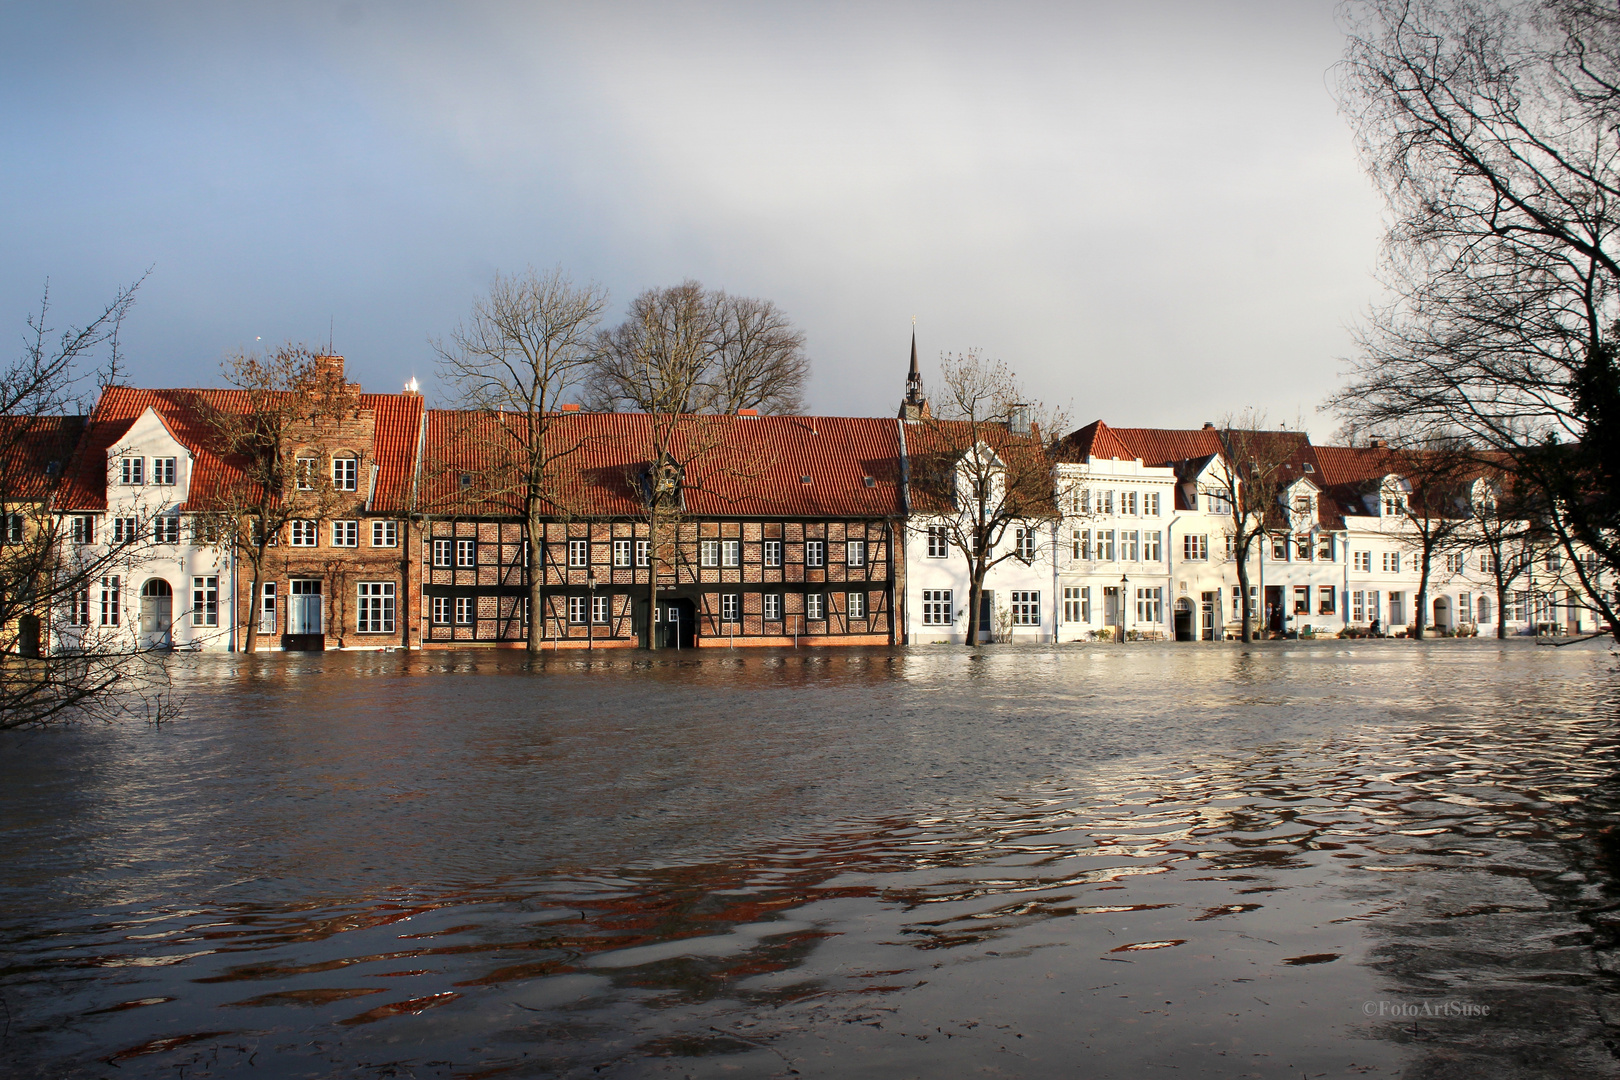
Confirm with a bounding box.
[899,327,930,421]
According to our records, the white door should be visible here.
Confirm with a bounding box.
[139,579,173,649]
[288,579,323,635]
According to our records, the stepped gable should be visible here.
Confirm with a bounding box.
[422,411,906,520]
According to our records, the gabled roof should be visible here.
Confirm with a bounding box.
[57,386,422,513]
[900,417,1056,517]
[0,415,87,502]
[1058,419,1137,463]
[1107,426,1225,467]
[423,411,905,520]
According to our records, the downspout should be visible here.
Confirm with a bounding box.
[407,404,427,649]
[1050,518,1059,644]
[896,417,912,646]
[1167,514,1181,639]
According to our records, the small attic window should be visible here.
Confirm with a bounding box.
[1302,462,1314,473]
[459,473,473,489]
[800,476,812,485]
[44,460,60,476]
[863,476,876,487]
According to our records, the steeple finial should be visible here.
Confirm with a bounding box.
[900,322,929,420]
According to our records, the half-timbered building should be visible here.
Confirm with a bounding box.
[420,410,905,647]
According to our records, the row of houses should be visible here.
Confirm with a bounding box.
[2,349,1609,653]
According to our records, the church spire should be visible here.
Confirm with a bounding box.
[900,322,929,420]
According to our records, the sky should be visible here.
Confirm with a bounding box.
[1,1,1385,434]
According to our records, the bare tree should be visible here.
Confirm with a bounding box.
[433,267,608,654]
[1,278,178,729]
[1465,464,1533,636]
[198,346,356,654]
[586,281,808,416]
[1197,415,1299,643]
[1386,441,1476,638]
[593,286,733,648]
[908,351,1064,647]
[1330,0,1620,639]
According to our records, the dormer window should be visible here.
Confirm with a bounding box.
[120,457,143,485]
[332,455,358,492]
[152,457,177,485]
[1382,494,1404,516]
[1292,495,1313,517]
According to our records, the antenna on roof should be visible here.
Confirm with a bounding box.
[328,316,334,355]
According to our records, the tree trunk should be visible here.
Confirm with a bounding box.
[526,509,544,654]
[1413,551,1431,641]
[959,563,984,647]
[646,512,659,651]
[1235,550,1253,644]
[1496,579,1508,639]
[964,560,983,648]
[244,558,262,654]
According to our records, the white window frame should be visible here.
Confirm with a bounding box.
[921,589,952,625]
[372,520,398,547]
[431,596,450,625]
[568,539,589,568]
[290,520,318,547]
[119,457,143,486]
[591,594,610,624]
[612,539,632,567]
[805,592,825,620]
[847,591,866,619]
[720,593,740,622]
[260,582,277,634]
[805,540,826,568]
[926,525,948,558]
[455,596,475,625]
[331,520,359,547]
[635,538,651,567]
[847,539,866,567]
[191,576,218,626]
[357,582,396,633]
[296,457,318,491]
[1144,530,1161,562]
[152,457,177,485]
[332,455,359,491]
[763,539,783,567]
[432,538,452,567]
[763,592,783,620]
[721,539,741,568]
[456,538,477,568]
[567,596,586,624]
[700,539,721,567]
[113,516,139,544]
[1009,590,1040,626]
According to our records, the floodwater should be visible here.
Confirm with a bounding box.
[2,642,1618,1079]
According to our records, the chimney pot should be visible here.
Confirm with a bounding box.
[737,408,759,417]
[1202,421,1215,429]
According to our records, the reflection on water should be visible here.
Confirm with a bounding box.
[1,641,1618,1078]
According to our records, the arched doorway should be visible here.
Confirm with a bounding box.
[1174,597,1195,641]
[1433,595,1451,633]
[139,578,173,649]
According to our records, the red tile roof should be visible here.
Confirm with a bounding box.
[423,411,906,520]
[0,415,87,502]
[58,386,422,513]
[1107,426,1225,467]
[1059,419,1136,462]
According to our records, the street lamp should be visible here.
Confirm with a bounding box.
[1120,573,1129,643]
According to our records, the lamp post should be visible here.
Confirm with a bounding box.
[1120,573,1129,643]
[587,569,597,651]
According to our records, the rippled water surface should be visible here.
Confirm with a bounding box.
[3,641,1620,1079]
